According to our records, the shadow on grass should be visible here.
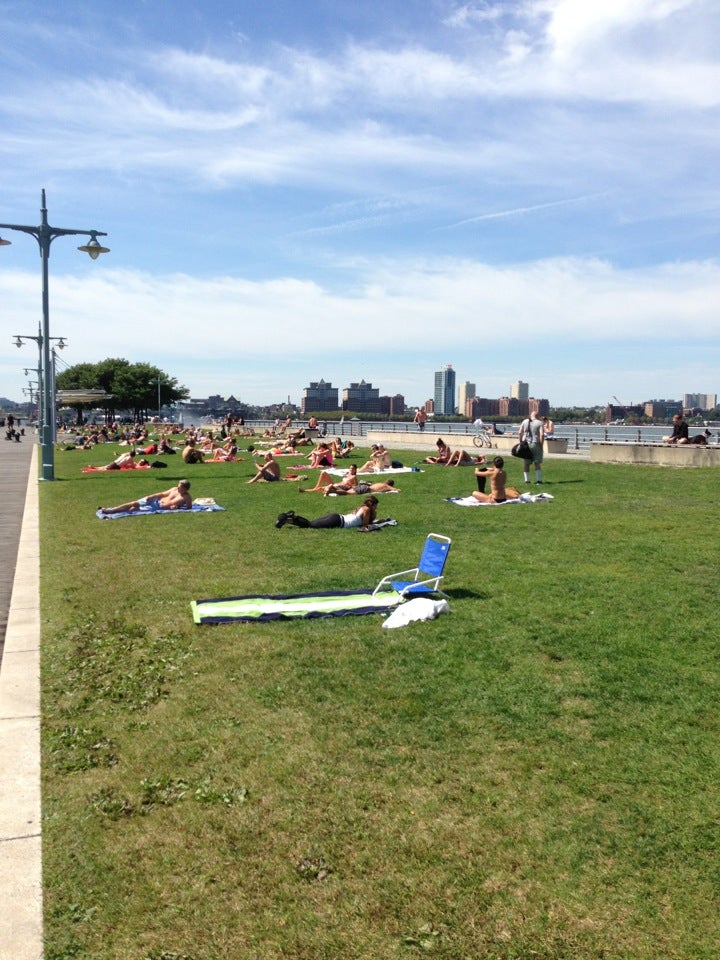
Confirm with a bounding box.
[445,588,487,600]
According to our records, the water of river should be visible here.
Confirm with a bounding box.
[244,420,719,452]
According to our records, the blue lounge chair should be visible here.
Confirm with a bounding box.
[373,533,451,598]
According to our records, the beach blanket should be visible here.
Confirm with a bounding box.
[96,501,225,519]
[327,466,421,477]
[83,463,152,473]
[191,589,403,624]
[326,489,398,496]
[445,492,554,506]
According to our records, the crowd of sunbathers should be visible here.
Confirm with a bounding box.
[85,415,527,511]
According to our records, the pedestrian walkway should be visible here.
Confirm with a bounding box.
[0,437,35,663]
[0,438,43,960]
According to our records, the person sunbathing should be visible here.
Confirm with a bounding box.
[299,465,399,495]
[329,438,355,459]
[247,451,282,483]
[299,463,359,494]
[424,438,452,465]
[357,444,391,473]
[99,480,192,514]
[472,457,519,503]
[275,496,380,530]
[306,442,334,468]
[447,450,487,467]
[95,450,150,471]
[182,440,205,464]
[210,438,238,461]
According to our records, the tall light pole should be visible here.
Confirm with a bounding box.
[16,329,66,439]
[1,189,109,480]
[23,360,43,431]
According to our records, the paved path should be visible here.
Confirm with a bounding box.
[0,439,43,960]
[0,438,35,664]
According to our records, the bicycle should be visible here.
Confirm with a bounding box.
[472,427,494,448]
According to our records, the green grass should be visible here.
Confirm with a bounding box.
[40,442,720,959]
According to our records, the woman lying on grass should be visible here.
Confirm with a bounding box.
[299,465,398,496]
[275,496,379,529]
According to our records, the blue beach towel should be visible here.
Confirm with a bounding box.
[96,502,225,519]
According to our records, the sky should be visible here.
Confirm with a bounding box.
[1,0,719,411]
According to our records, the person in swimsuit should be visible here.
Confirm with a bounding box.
[275,496,379,529]
[99,480,192,514]
[307,442,334,468]
[424,438,452,465]
[299,464,360,494]
[446,450,487,467]
[358,444,391,473]
[95,450,151,471]
[247,451,282,483]
[472,457,519,503]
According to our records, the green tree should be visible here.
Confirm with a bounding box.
[56,359,188,423]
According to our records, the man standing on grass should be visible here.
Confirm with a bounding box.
[519,411,545,485]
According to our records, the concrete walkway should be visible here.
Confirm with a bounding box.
[0,439,43,960]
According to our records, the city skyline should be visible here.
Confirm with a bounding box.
[1,2,719,408]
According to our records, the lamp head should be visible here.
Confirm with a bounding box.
[78,233,110,260]
[0,236,11,247]
[56,338,66,350]
[15,337,23,348]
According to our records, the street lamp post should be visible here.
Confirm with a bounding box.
[23,382,39,420]
[1,189,109,480]
[16,329,66,440]
[23,359,43,432]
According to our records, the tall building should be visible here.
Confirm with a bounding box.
[511,380,529,401]
[301,379,339,414]
[342,380,380,413]
[458,381,476,419]
[434,364,456,416]
[684,393,717,411]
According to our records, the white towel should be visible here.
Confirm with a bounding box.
[445,492,554,506]
[382,598,450,629]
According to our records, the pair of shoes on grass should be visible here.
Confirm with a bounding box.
[275,510,296,528]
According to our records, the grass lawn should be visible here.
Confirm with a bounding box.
[40,441,720,959]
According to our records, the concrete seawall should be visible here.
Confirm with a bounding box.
[590,443,720,467]
[366,431,568,456]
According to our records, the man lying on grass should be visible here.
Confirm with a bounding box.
[99,479,192,515]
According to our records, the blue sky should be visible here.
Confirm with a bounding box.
[1,0,719,410]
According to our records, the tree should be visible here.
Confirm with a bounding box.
[56,359,189,423]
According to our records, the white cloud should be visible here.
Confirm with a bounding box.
[2,253,718,358]
[540,0,695,60]
[4,253,717,406]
